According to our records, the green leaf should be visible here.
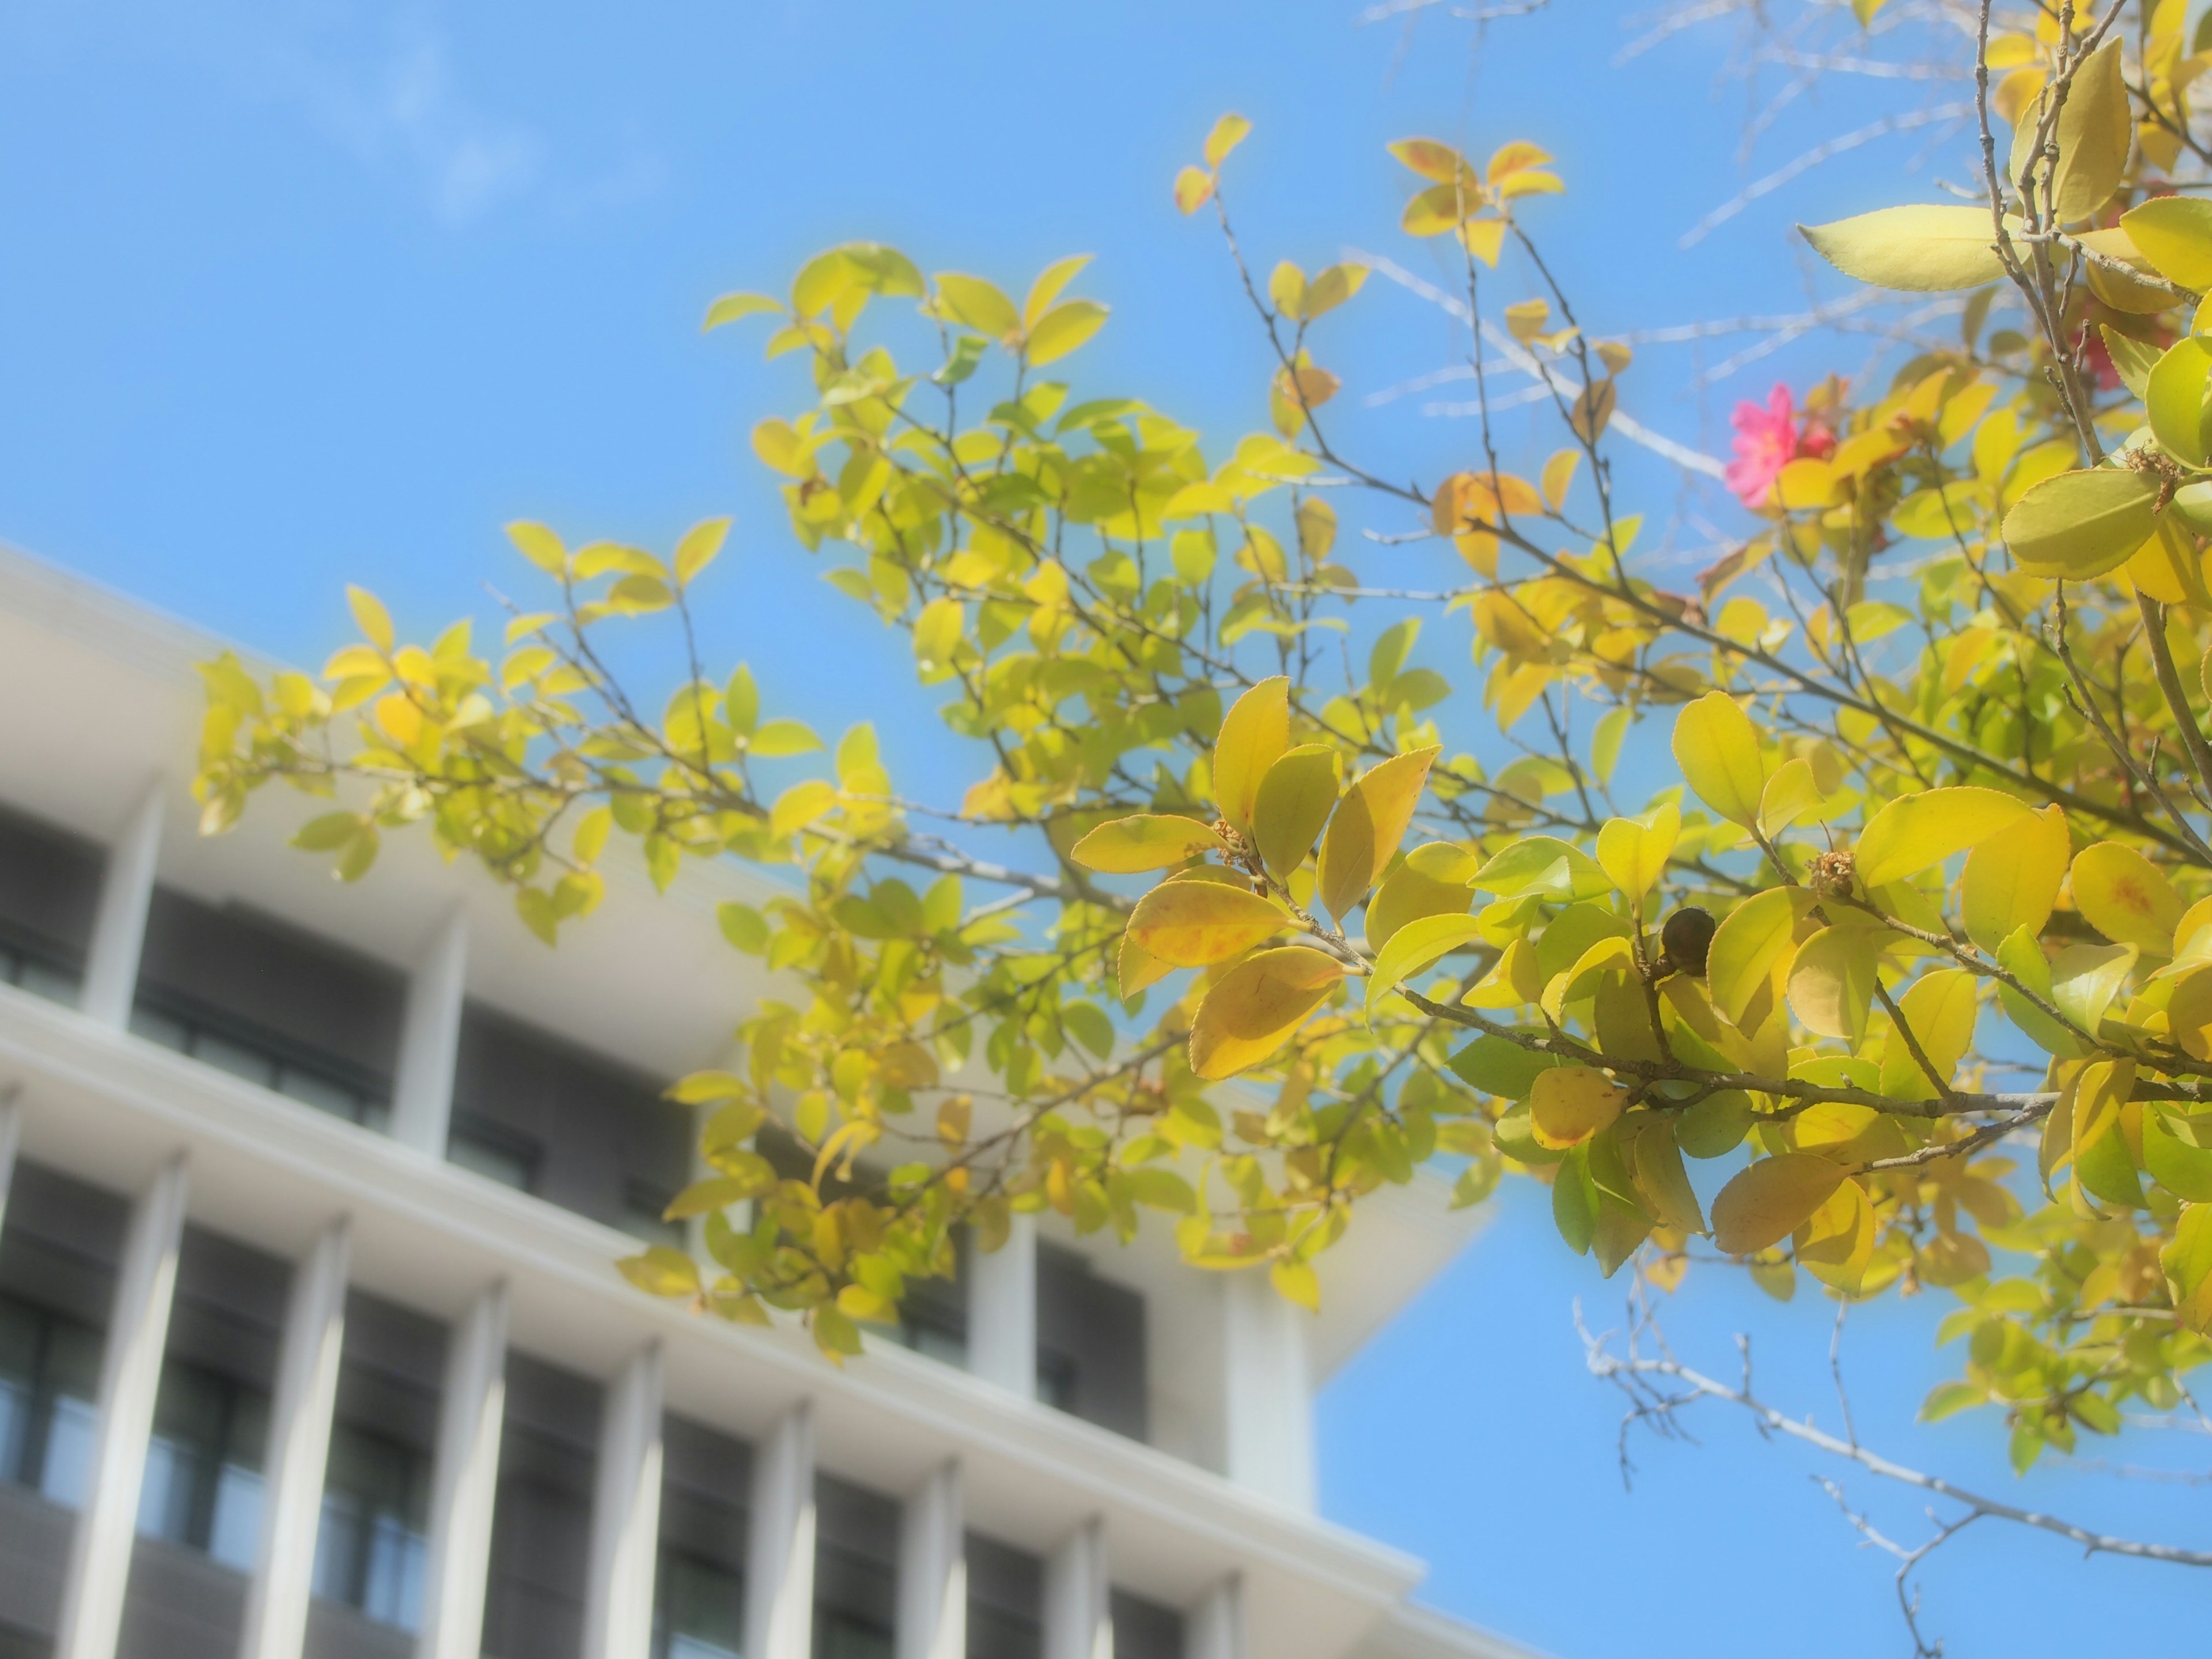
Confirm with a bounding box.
[1025,300,1109,366]
[674,517,732,586]
[749,718,824,758]
[2149,337,2212,467]
[1855,786,2031,889]
[1469,836,1611,901]
[1798,206,2006,292]
[1995,925,2088,1058]
[2001,467,2161,580]
[718,902,768,954]
[1918,1380,1987,1422]
[1366,913,1486,1017]
[703,291,782,329]
[2122,194,2212,290]
[1251,744,1340,880]
[1070,815,1230,873]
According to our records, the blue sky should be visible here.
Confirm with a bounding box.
[3,2,2207,1654]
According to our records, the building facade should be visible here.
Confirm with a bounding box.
[0,544,1533,1659]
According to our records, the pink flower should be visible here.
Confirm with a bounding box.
[1726,383,1800,509]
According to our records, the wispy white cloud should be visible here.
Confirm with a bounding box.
[259,12,541,224]
[35,0,658,226]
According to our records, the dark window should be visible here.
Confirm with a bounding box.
[1110,1591,1183,1659]
[0,804,103,1007]
[316,1291,444,1634]
[1035,1248,1148,1441]
[131,891,404,1130]
[0,1293,103,1508]
[128,1226,287,1592]
[483,1354,600,1659]
[449,1006,690,1238]
[313,1423,429,1629]
[814,1475,897,1659]
[623,1180,685,1253]
[655,1416,749,1659]
[134,1359,267,1570]
[0,1164,127,1515]
[966,1533,1042,1659]
[446,1112,540,1194]
[894,1236,968,1369]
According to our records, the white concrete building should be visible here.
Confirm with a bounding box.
[0,542,1535,1659]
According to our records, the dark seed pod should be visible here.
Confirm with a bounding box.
[1661,906,1716,977]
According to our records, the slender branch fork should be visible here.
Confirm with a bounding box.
[1582,1323,2212,1570]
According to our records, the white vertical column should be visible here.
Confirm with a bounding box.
[1221,1270,1316,1512]
[1042,1516,1110,1659]
[55,1154,189,1659]
[81,779,164,1029]
[240,1218,352,1659]
[744,1402,816,1659]
[1185,1575,1244,1659]
[392,911,468,1155]
[583,1343,665,1659]
[968,1214,1036,1397]
[0,1087,22,1236]
[416,1282,508,1659]
[896,1461,964,1659]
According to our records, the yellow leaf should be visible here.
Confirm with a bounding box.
[1270,1259,1320,1312]
[2171,965,2212,1060]
[1070,815,1230,873]
[1302,264,1367,318]
[1189,947,1344,1079]
[1023,255,1093,328]
[506,521,568,575]
[1960,803,2069,953]
[2070,842,2187,953]
[1205,112,1252,169]
[2163,1202,2212,1334]
[1127,881,1286,967]
[1878,969,1979,1100]
[1174,166,1215,215]
[2072,1058,2144,1210]
[1504,298,1550,342]
[1794,1178,1876,1293]
[1671,692,1766,827]
[1365,841,1473,952]
[1529,1066,1627,1150]
[1316,747,1442,922]
[1855,785,2031,889]
[2002,467,2162,581]
[1269,261,1307,319]
[1787,925,1882,1042]
[1595,802,1680,904]
[1366,913,1486,1017]
[1711,1154,1847,1254]
[617,1247,702,1299]
[1388,138,1479,187]
[1756,757,1827,837]
[347,586,394,653]
[2008,41,2130,225]
[674,517,731,586]
[1025,300,1109,366]
[1119,933,1175,1000]
[1540,448,1580,512]
[770,779,837,842]
[1705,888,1817,1024]
[1251,744,1340,880]
[935,272,1020,340]
[2123,195,2212,291]
[1798,206,2008,291]
[1212,677,1291,836]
